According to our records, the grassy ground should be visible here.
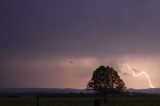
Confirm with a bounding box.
[0,96,160,106]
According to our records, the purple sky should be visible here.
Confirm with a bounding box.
[1,0,160,88]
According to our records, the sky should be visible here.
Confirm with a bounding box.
[1,0,160,89]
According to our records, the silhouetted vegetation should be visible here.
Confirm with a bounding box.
[87,66,126,102]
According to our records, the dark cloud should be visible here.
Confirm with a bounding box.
[1,0,160,88]
[1,0,160,57]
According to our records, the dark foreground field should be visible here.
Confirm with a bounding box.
[0,96,160,106]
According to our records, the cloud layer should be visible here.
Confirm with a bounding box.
[1,0,160,88]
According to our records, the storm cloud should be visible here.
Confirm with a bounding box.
[1,0,160,88]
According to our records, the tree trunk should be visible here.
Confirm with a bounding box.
[94,99,101,106]
[103,96,106,103]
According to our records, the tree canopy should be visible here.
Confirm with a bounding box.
[87,66,126,93]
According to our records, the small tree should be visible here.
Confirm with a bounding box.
[87,66,126,102]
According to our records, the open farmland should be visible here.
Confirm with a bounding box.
[0,96,160,106]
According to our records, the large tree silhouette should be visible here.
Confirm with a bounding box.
[87,66,126,101]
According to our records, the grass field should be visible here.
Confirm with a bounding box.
[0,96,160,106]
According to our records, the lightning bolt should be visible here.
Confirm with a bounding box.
[125,64,154,88]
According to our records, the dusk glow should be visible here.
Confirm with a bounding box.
[1,0,160,89]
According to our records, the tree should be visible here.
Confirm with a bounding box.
[87,66,126,102]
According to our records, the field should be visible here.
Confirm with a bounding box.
[0,96,160,106]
